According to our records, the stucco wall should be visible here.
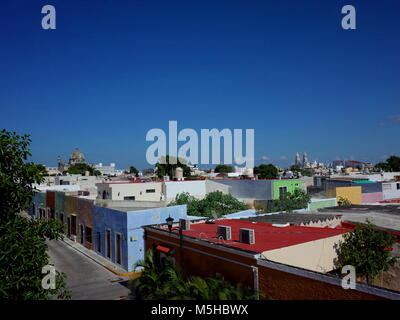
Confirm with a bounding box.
[308,198,337,211]
[164,181,207,202]
[327,186,362,204]
[382,182,400,200]
[126,205,187,271]
[212,180,273,200]
[362,192,384,204]
[261,234,345,273]
[272,179,303,200]
[97,182,163,201]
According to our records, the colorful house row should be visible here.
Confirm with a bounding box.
[31,190,187,271]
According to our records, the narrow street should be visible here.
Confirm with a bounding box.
[47,239,132,300]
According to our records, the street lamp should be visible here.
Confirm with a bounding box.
[166,215,174,233]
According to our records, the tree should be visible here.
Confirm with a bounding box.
[155,155,191,179]
[67,163,100,176]
[338,196,352,206]
[254,164,278,179]
[0,129,70,299]
[34,164,48,176]
[290,165,312,177]
[336,220,397,284]
[168,191,248,218]
[270,189,311,213]
[128,166,139,176]
[214,165,233,173]
[133,250,257,300]
[374,156,400,172]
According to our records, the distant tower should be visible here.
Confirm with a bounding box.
[303,152,309,168]
[295,152,301,166]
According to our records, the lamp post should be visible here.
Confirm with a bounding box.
[166,215,174,233]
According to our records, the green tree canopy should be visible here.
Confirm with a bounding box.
[214,165,234,173]
[0,129,69,299]
[168,191,248,217]
[67,163,100,176]
[128,166,139,176]
[155,155,191,178]
[270,189,311,213]
[336,220,397,284]
[254,164,278,179]
[374,156,400,172]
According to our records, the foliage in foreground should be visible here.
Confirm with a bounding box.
[0,129,70,299]
[336,220,397,284]
[133,250,257,300]
[168,191,248,217]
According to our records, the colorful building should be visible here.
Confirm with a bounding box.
[143,219,399,300]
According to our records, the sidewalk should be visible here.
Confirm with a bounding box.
[62,237,138,278]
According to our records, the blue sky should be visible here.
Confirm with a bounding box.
[0,0,399,169]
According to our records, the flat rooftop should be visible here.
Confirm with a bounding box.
[318,205,400,232]
[240,213,339,226]
[168,219,348,253]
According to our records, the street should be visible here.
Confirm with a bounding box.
[47,239,132,300]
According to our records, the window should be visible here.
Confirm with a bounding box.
[71,215,77,235]
[397,183,400,190]
[146,189,156,193]
[59,212,64,223]
[97,232,101,253]
[85,226,92,244]
[124,196,135,200]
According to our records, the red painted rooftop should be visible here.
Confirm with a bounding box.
[167,219,349,253]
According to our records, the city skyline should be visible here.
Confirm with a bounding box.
[1,1,399,169]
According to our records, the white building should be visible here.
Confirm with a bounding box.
[96,181,163,201]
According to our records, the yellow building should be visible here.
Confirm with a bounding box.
[326,186,362,205]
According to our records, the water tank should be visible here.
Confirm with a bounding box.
[175,167,183,180]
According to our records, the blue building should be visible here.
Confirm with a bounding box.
[93,204,187,272]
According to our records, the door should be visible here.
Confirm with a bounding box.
[71,215,77,235]
[106,230,111,259]
[67,217,71,237]
[116,233,122,265]
[80,224,84,244]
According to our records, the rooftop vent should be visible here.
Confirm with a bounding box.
[217,225,232,240]
[239,228,255,244]
[179,218,190,230]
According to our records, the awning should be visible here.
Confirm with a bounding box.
[156,245,171,254]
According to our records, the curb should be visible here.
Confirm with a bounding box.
[61,238,140,278]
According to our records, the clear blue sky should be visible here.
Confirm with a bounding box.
[1,0,399,169]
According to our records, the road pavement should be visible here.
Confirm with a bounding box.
[47,239,132,300]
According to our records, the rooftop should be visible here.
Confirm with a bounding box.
[240,213,339,226]
[167,219,348,253]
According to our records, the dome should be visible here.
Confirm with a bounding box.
[69,148,85,164]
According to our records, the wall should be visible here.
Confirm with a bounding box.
[351,181,382,193]
[211,180,273,200]
[272,179,303,200]
[76,198,94,250]
[308,198,337,211]
[362,192,384,204]
[94,199,165,209]
[126,205,187,271]
[382,182,400,200]
[93,205,128,270]
[97,182,163,201]
[164,180,207,202]
[261,234,345,273]
[55,191,65,219]
[327,186,362,205]
[205,180,231,195]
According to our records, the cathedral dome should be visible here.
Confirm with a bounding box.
[69,148,85,164]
